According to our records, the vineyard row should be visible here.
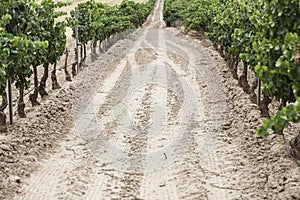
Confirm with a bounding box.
[0,0,155,130]
[163,0,300,165]
[163,0,300,139]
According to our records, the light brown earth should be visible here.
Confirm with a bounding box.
[0,0,299,199]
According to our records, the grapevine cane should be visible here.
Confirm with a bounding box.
[282,132,300,167]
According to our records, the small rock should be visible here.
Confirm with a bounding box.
[8,175,22,184]
[69,84,75,90]
[0,144,11,151]
[159,183,166,187]
[128,153,133,157]
[58,106,65,112]
[222,123,231,130]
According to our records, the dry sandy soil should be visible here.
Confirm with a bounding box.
[0,0,299,199]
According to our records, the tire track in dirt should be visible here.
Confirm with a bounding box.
[150,28,207,199]
[165,32,233,199]
[85,2,165,198]
[138,1,209,198]
[16,136,87,200]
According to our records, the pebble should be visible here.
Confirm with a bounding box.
[8,175,22,184]
[0,144,11,151]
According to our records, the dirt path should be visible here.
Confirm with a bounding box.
[14,0,232,198]
[11,0,300,199]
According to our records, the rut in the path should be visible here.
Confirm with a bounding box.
[14,0,242,199]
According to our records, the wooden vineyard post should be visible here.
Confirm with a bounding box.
[8,79,13,125]
[64,48,72,81]
[257,78,261,107]
[75,6,80,72]
[80,44,83,66]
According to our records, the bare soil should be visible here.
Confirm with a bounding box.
[0,0,299,199]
